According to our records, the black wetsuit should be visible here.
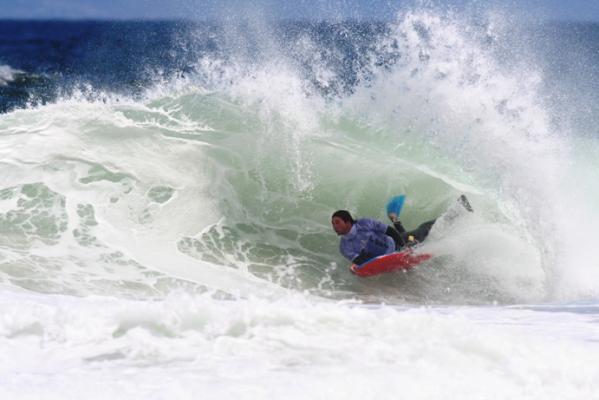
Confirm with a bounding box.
[388,194,470,250]
[392,220,436,249]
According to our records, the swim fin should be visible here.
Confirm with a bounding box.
[386,195,405,218]
[458,194,473,212]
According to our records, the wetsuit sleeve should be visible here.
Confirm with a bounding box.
[352,250,375,265]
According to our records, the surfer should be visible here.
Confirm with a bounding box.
[332,195,473,265]
[331,210,403,265]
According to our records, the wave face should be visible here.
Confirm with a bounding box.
[1,12,599,305]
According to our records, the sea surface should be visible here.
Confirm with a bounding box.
[1,7,599,399]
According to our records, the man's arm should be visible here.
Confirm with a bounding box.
[341,236,375,265]
[352,250,376,265]
[340,240,359,262]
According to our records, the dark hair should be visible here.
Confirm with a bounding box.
[332,210,355,224]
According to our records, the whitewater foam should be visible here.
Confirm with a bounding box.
[1,289,598,399]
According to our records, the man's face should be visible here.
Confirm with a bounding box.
[332,216,352,235]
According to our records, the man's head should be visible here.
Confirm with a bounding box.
[331,210,354,235]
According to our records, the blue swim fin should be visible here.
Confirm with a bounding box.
[386,195,405,217]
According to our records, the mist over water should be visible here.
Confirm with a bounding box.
[1,5,599,398]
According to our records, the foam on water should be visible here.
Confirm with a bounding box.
[1,289,599,399]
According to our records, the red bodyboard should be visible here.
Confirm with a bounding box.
[350,249,432,277]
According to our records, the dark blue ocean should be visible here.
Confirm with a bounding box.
[1,19,599,134]
[0,20,385,112]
